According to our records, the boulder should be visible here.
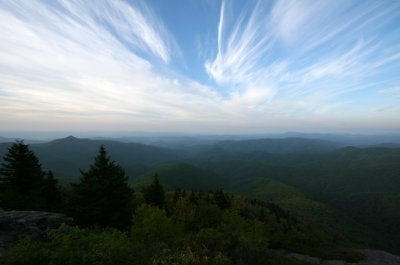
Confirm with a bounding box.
[0,211,73,256]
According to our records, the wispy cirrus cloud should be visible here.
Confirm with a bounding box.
[204,0,400,123]
[0,0,227,131]
[205,1,276,86]
[0,0,399,133]
[1,0,174,63]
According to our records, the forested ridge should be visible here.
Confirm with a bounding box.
[1,137,400,264]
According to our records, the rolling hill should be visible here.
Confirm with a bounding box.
[132,162,225,191]
[0,136,184,182]
[2,135,400,253]
[212,137,338,154]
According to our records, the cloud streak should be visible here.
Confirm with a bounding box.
[0,0,399,133]
[0,0,227,131]
[204,0,400,123]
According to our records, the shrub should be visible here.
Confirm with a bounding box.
[1,225,137,265]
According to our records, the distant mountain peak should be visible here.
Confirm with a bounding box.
[64,136,78,141]
[52,136,80,143]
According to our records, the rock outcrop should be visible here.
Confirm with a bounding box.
[358,249,400,265]
[0,211,73,256]
[277,249,400,265]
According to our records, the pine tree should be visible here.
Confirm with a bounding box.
[143,174,165,208]
[213,189,231,210]
[189,190,198,204]
[173,187,182,203]
[0,140,61,211]
[68,145,134,229]
[42,171,64,211]
[0,140,44,191]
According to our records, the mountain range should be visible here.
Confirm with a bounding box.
[1,135,400,254]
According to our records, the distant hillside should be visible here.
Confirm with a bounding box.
[2,135,400,254]
[133,159,366,249]
[198,145,400,254]
[280,132,400,146]
[0,137,14,143]
[270,147,400,194]
[0,136,44,144]
[210,137,337,154]
[0,136,184,182]
[0,136,338,182]
[132,162,225,191]
[93,132,400,148]
[328,192,400,252]
[217,147,400,254]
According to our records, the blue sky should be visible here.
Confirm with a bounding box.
[0,0,399,134]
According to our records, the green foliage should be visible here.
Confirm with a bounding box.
[0,141,62,211]
[2,191,364,265]
[130,204,181,263]
[212,189,232,210]
[201,147,400,254]
[68,145,134,229]
[329,192,400,253]
[194,211,270,264]
[151,247,203,265]
[143,174,165,208]
[131,204,179,245]
[0,236,48,265]
[1,225,136,265]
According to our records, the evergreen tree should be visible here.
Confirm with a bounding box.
[0,140,43,191]
[68,145,134,229]
[173,187,182,203]
[143,174,165,208]
[189,190,198,204]
[213,189,231,210]
[42,171,64,211]
[0,140,61,211]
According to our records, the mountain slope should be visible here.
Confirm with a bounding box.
[213,137,338,154]
[132,162,225,191]
[0,136,184,182]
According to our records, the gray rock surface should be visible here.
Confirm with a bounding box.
[277,249,400,265]
[0,211,73,256]
[357,249,400,265]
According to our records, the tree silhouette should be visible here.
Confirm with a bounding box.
[42,171,64,211]
[0,140,44,191]
[68,145,134,229]
[0,140,61,210]
[143,174,165,208]
[213,189,231,210]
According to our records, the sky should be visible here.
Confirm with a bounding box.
[0,0,399,135]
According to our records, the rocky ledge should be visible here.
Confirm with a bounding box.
[278,249,400,265]
[0,211,73,256]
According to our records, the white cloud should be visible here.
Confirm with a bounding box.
[205,1,275,84]
[0,0,399,133]
[269,0,327,44]
[0,0,227,131]
[204,0,400,122]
